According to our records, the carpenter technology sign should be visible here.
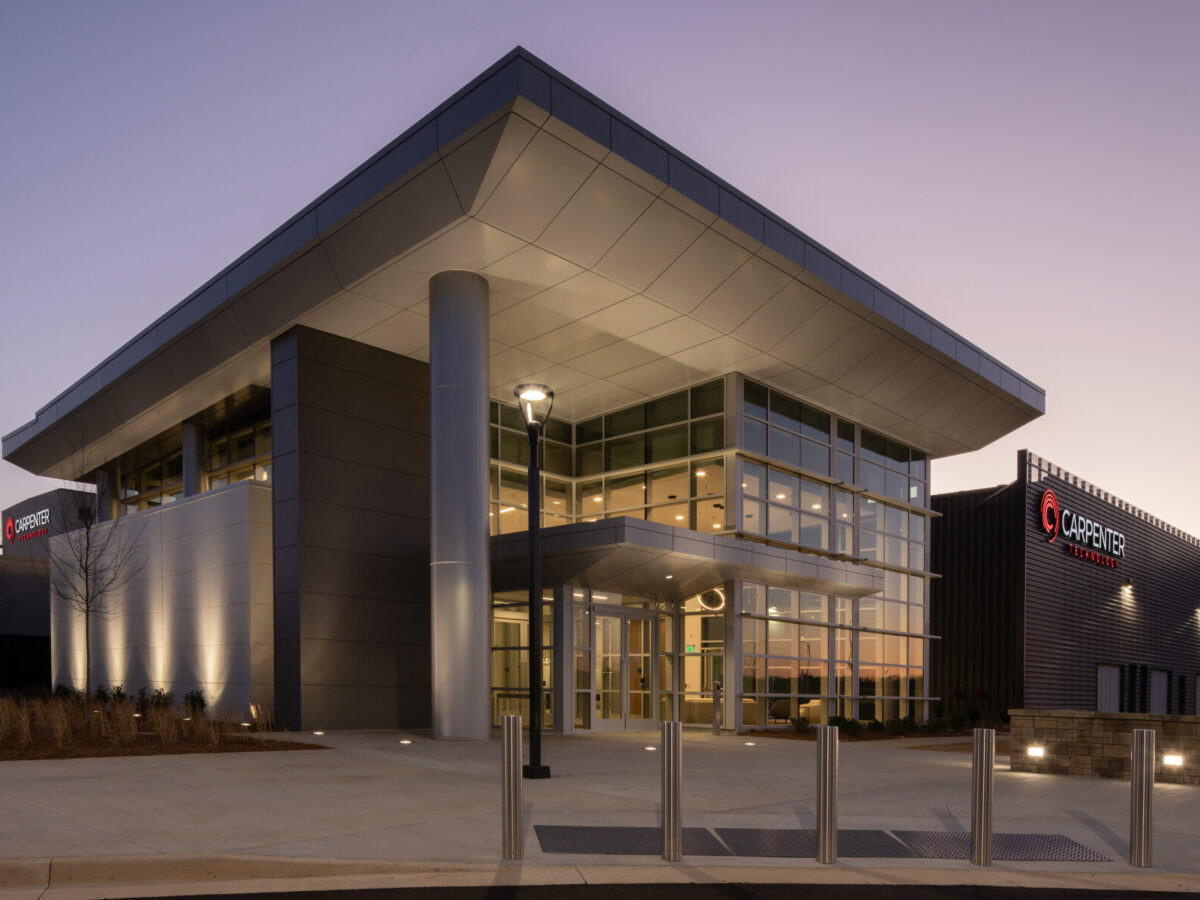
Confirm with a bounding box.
[1038,488,1126,567]
[5,507,51,544]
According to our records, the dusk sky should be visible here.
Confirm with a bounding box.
[2,1,1198,536]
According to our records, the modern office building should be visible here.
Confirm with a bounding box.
[1,488,93,689]
[932,450,1200,718]
[1,48,1043,735]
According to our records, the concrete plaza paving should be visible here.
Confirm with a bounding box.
[0,729,1197,897]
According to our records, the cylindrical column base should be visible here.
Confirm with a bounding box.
[1130,728,1154,868]
[502,715,523,859]
[662,721,682,861]
[816,724,838,864]
[971,728,995,866]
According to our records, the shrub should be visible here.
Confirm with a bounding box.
[151,688,174,709]
[184,689,206,716]
[111,685,126,702]
[828,715,862,737]
[136,687,150,716]
[52,684,84,702]
[790,716,811,734]
[866,719,886,732]
[884,718,906,735]
[94,685,110,705]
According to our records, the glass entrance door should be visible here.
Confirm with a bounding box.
[594,612,656,731]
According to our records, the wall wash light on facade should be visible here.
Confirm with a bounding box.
[1164,754,1183,767]
[1027,746,1045,758]
[514,383,553,780]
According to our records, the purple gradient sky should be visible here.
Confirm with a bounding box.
[2,2,1198,536]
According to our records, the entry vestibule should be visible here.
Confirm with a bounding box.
[592,609,656,732]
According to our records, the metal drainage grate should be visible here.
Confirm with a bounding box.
[714,828,916,858]
[534,825,730,856]
[893,831,1111,862]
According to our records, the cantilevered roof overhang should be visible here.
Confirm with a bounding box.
[491,517,884,600]
[3,48,1043,480]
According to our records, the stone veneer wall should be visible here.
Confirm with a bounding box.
[1010,709,1199,785]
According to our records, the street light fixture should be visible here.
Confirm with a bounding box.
[514,383,553,779]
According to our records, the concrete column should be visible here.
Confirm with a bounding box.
[429,270,491,741]
[181,420,208,497]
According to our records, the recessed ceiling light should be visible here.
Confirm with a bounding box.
[695,470,706,477]
[399,739,413,745]
[644,745,657,751]
[665,575,673,580]
[313,730,325,735]
[812,504,822,510]
[776,493,785,500]
[675,514,685,520]
[744,741,756,747]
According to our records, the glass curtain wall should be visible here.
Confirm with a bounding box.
[736,377,933,724]
[487,374,936,729]
[487,380,727,535]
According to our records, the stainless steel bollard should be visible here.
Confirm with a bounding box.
[970,728,995,866]
[662,720,683,861]
[502,714,523,859]
[1130,728,1154,868]
[816,724,838,864]
[711,681,722,735]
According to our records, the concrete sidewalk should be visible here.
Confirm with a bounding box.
[1,729,1197,897]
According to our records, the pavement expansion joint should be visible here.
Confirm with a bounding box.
[534,825,1111,861]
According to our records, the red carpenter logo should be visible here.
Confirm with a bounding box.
[4,516,13,543]
[1039,489,1060,542]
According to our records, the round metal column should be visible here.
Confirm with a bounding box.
[429,270,491,741]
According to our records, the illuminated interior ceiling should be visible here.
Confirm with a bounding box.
[3,49,1043,480]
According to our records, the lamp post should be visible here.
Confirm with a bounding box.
[515,383,553,779]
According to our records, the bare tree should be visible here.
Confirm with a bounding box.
[49,496,144,698]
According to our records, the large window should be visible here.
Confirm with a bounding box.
[574,380,724,477]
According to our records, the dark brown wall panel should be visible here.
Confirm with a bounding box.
[931,481,1025,718]
[271,326,431,730]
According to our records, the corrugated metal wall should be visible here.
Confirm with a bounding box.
[1023,463,1200,714]
[934,451,1200,717]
